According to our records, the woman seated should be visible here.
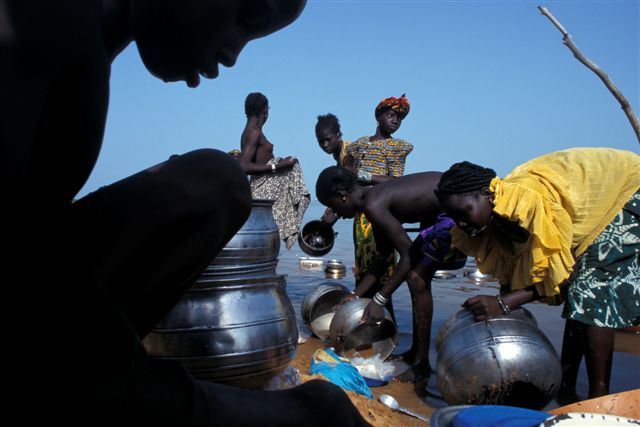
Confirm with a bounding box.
[239,92,310,249]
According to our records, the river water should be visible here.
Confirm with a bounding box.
[278,200,639,400]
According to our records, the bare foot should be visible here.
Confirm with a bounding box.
[395,360,432,384]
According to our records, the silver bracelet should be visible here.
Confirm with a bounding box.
[496,294,511,315]
[357,169,373,184]
[373,292,389,306]
[271,163,276,173]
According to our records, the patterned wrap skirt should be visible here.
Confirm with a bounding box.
[562,190,640,328]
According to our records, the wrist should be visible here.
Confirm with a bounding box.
[373,292,389,307]
[357,169,373,184]
[496,294,511,315]
[271,163,277,173]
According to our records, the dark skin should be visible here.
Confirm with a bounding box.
[2,1,370,425]
[239,102,297,175]
[364,108,406,185]
[321,172,444,381]
[440,188,616,400]
[315,124,354,225]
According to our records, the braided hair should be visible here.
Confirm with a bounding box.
[316,166,357,204]
[435,161,496,201]
[315,113,341,135]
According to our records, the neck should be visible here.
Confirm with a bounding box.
[247,116,263,129]
[102,0,133,61]
[372,126,391,141]
[333,140,344,161]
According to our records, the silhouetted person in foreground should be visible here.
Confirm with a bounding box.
[0,1,370,425]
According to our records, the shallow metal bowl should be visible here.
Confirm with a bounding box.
[329,298,397,360]
[301,283,351,339]
[298,220,336,256]
[464,268,495,282]
[434,270,458,280]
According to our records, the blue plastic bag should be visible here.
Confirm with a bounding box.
[309,348,374,400]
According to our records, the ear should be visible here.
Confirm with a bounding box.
[480,187,495,203]
[336,189,349,201]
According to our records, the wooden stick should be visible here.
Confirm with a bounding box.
[538,5,640,144]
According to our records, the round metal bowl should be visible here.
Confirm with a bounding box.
[301,283,351,339]
[464,268,494,282]
[434,270,457,280]
[298,220,336,257]
[435,308,561,409]
[329,298,397,360]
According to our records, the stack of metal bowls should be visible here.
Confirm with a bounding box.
[301,283,351,340]
[324,259,346,279]
[143,199,298,389]
[435,307,561,409]
[329,298,397,360]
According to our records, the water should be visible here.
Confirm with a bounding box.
[278,200,639,400]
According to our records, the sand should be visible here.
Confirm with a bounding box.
[290,336,433,427]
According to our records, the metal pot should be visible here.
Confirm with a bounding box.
[435,308,561,409]
[301,283,351,339]
[143,199,298,389]
[298,220,336,257]
[329,298,397,360]
[201,198,280,277]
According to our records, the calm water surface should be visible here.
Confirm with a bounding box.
[278,201,639,401]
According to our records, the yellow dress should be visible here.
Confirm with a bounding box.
[452,147,640,301]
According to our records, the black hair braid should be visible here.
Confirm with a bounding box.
[436,161,496,197]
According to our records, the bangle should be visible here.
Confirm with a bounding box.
[357,169,373,184]
[271,163,276,173]
[373,292,389,307]
[496,294,511,315]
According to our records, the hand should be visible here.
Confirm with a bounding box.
[361,301,385,325]
[335,293,358,309]
[462,295,502,321]
[277,156,298,170]
[320,210,338,226]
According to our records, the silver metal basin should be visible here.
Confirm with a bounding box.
[435,308,561,409]
[301,283,351,339]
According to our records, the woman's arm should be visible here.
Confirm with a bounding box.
[463,285,543,321]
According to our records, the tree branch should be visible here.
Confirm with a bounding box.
[538,5,640,145]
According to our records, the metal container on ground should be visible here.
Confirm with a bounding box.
[435,307,561,409]
[301,282,351,340]
[143,199,298,389]
[329,298,397,360]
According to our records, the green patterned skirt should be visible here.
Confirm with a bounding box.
[562,190,640,328]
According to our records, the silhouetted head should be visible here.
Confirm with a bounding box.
[131,0,307,87]
[245,92,269,122]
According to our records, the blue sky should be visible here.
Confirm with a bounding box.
[79,0,639,197]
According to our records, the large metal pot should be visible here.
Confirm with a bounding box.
[435,308,561,409]
[202,198,280,277]
[329,298,397,360]
[301,282,351,339]
[143,199,298,389]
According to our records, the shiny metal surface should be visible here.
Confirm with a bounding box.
[434,270,458,280]
[143,199,298,388]
[464,268,495,282]
[201,199,280,277]
[301,283,350,339]
[379,394,429,422]
[435,308,561,409]
[298,220,336,256]
[329,298,397,360]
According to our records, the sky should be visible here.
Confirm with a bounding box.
[78,0,640,198]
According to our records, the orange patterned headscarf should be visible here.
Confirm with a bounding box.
[375,94,410,119]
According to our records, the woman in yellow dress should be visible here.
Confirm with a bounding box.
[436,147,640,401]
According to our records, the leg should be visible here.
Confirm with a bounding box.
[70,149,251,337]
[557,318,584,405]
[583,323,615,398]
[389,263,435,384]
